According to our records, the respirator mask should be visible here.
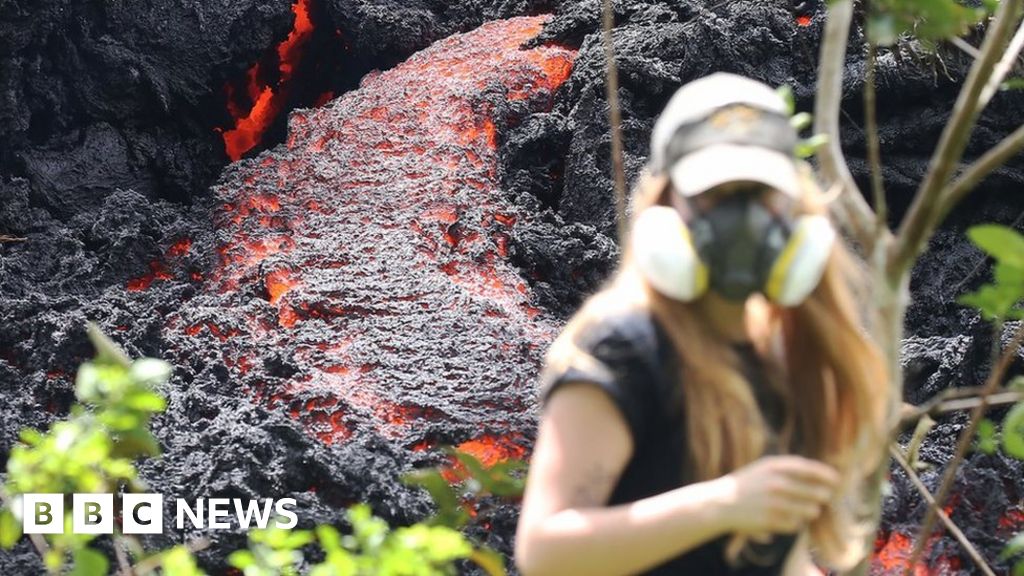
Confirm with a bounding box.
[633,73,836,306]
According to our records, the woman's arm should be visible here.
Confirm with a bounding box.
[515,382,841,576]
[514,382,735,576]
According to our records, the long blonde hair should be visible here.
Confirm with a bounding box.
[539,168,888,570]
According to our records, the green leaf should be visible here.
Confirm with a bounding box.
[18,428,43,446]
[469,547,506,576]
[1003,402,1024,459]
[75,363,102,403]
[346,504,389,553]
[311,549,357,576]
[789,112,812,132]
[968,225,1024,267]
[1002,78,1024,92]
[775,85,795,116]
[393,524,472,563]
[1001,531,1024,560]
[123,390,167,413]
[129,358,173,385]
[867,13,898,46]
[70,547,109,576]
[44,549,64,572]
[0,508,22,549]
[86,323,132,368]
[316,525,343,553]
[161,546,205,576]
[796,134,828,159]
[228,549,256,569]
[976,419,998,455]
[401,469,466,528]
[122,427,162,457]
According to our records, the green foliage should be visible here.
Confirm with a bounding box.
[959,226,1024,573]
[402,448,525,530]
[865,0,990,46]
[774,84,829,159]
[161,546,207,576]
[0,324,171,574]
[958,225,1024,321]
[1002,403,1024,459]
[1001,532,1024,575]
[230,505,479,576]
[229,521,315,576]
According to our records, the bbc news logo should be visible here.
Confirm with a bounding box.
[20,494,298,534]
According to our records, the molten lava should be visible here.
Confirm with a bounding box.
[873,531,963,576]
[221,0,315,161]
[172,17,575,461]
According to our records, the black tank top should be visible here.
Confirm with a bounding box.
[537,307,797,575]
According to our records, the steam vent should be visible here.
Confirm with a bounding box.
[2,0,1024,574]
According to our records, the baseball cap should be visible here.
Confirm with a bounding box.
[648,73,801,197]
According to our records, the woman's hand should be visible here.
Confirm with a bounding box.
[715,456,840,536]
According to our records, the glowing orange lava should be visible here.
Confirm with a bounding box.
[873,531,963,575]
[187,16,572,453]
[221,0,315,160]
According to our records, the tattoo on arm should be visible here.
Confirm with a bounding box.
[569,461,619,507]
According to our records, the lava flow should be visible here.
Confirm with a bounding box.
[221,0,316,161]
[166,17,574,459]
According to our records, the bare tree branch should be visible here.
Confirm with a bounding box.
[899,386,1024,428]
[932,123,1024,228]
[864,40,888,232]
[978,19,1024,109]
[113,533,134,576]
[814,0,880,251]
[889,445,997,576]
[889,0,1023,280]
[601,0,628,246]
[906,321,1024,571]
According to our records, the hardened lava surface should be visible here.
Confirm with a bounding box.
[168,14,572,452]
[0,15,574,574]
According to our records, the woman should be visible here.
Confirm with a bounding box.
[514,73,888,576]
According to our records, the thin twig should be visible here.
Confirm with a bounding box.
[889,0,1023,281]
[813,0,881,251]
[0,235,27,243]
[864,40,888,231]
[601,0,628,246]
[949,36,982,60]
[113,533,134,576]
[933,123,1024,227]
[906,321,1024,571]
[933,391,1024,414]
[899,386,1024,428]
[889,445,997,576]
[978,19,1024,109]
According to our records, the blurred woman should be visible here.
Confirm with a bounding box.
[514,73,888,576]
